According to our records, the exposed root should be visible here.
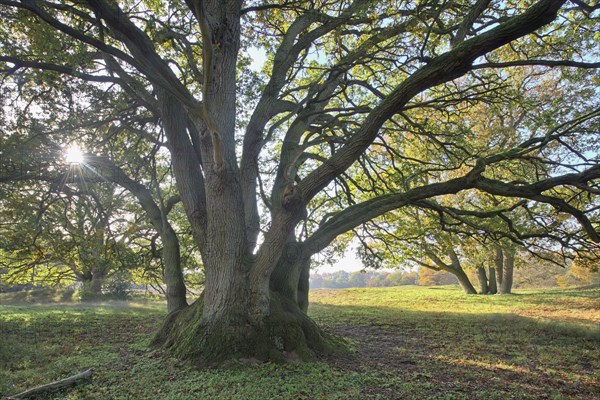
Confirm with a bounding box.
[151,292,346,367]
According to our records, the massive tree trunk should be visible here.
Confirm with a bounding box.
[154,247,338,364]
[476,266,489,294]
[79,272,103,297]
[270,241,312,312]
[499,248,515,294]
[150,1,339,364]
[89,272,105,295]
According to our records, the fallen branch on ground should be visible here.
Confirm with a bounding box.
[5,368,93,399]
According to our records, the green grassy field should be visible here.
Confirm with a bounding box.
[1,286,598,399]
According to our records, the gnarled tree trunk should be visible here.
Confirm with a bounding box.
[149,1,339,363]
[89,272,105,295]
[420,247,478,294]
[148,0,566,365]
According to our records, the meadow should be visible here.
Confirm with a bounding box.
[1,286,598,399]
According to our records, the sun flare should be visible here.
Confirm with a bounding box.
[64,145,84,165]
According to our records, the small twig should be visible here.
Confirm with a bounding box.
[6,368,93,399]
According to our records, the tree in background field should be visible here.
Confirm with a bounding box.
[417,267,458,287]
[0,0,598,364]
[0,174,135,296]
[555,255,600,287]
[0,103,192,310]
[309,269,420,288]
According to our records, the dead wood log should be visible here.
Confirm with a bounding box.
[5,368,93,399]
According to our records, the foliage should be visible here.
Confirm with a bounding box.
[417,268,458,286]
[311,269,444,288]
[104,270,133,300]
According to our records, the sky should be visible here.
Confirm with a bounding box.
[316,248,365,273]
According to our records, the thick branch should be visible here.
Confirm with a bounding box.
[303,162,486,254]
[473,59,600,69]
[85,0,201,109]
[451,0,492,48]
[473,165,600,242]
[0,56,119,83]
[298,0,567,203]
[240,0,372,246]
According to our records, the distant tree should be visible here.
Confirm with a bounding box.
[366,274,387,288]
[0,178,134,296]
[512,254,565,288]
[556,256,600,287]
[383,271,405,287]
[348,271,367,288]
[400,272,418,286]
[417,268,437,287]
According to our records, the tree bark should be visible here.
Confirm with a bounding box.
[270,239,305,306]
[499,248,515,294]
[297,257,311,313]
[453,267,478,295]
[494,246,504,288]
[476,266,489,294]
[488,266,497,294]
[446,248,478,295]
[162,227,188,312]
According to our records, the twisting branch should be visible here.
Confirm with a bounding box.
[473,167,600,242]
[298,0,568,203]
[450,0,492,48]
[0,56,119,83]
[473,60,600,69]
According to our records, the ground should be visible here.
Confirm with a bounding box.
[0,286,598,399]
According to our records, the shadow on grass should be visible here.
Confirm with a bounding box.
[0,293,598,400]
[310,303,599,399]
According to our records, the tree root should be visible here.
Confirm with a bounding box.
[152,292,347,366]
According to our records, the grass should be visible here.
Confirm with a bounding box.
[0,285,598,399]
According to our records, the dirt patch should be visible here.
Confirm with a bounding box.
[325,325,419,373]
[322,324,599,400]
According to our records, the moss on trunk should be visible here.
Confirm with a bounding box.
[152,291,345,366]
